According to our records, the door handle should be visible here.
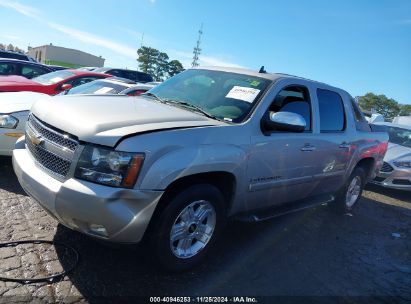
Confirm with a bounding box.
[301,144,316,152]
[339,142,351,149]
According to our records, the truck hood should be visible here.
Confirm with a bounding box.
[0,91,49,113]
[31,95,224,147]
[385,143,411,162]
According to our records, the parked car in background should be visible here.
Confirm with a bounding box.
[0,69,109,95]
[371,122,411,190]
[46,65,68,71]
[0,91,49,155]
[362,110,384,123]
[0,59,56,79]
[12,66,388,271]
[0,50,37,62]
[0,77,155,155]
[77,67,98,71]
[93,67,154,83]
[393,116,411,126]
[119,83,155,96]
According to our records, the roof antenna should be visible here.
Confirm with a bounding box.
[259,66,267,73]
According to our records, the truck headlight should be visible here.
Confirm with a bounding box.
[75,145,144,188]
[0,114,18,129]
[393,161,411,168]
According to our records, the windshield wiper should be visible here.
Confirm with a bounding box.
[141,92,165,103]
[162,99,222,121]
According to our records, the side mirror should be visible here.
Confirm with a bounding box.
[262,111,306,133]
[60,83,73,91]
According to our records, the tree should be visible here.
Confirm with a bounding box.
[137,46,185,81]
[399,104,411,116]
[137,46,159,76]
[0,44,5,50]
[154,52,169,81]
[168,60,184,77]
[358,93,401,120]
[6,44,14,51]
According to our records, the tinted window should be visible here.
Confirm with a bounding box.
[268,86,312,131]
[317,89,345,132]
[0,62,18,75]
[137,72,153,83]
[0,51,27,61]
[21,65,50,79]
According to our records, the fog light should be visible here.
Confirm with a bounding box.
[88,224,108,237]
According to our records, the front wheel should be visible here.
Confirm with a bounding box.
[328,167,366,214]
[150,184,225,272]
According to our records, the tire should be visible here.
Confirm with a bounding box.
[149,184,225,272]
[328,167,366,214]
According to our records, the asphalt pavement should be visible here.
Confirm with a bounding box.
[0,156,410,303]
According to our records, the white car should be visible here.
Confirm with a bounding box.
[0,91,49,155]
[0,78,156,156]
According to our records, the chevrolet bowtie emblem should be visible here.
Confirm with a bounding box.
[27,127,44,146]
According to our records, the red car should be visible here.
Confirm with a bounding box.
[0,70,110,95]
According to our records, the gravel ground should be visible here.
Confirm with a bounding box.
[0,156,410,303]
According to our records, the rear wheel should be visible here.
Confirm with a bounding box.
[150,184,225,272]
[329,167,366,214]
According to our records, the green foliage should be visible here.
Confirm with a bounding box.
[399,104,411,116]
[168,60,184,77]
[137,46,184,81]
[358,93,401,120]
[137,46,159,76]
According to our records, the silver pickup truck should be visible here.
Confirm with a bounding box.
[13,66,388,271]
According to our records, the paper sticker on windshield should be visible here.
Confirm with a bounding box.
[95,87,114,94]
[226,86,260,103]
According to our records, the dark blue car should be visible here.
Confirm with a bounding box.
[0,58,56,79]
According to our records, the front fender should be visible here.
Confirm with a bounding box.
[139,144,247,191]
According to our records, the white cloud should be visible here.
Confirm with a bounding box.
[171,50,245,69]
[0,1,244,69]
[0,0,40,19]
[47,23,137,59]
[1,34,21,40]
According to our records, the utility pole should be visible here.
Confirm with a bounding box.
[192,23,203,67]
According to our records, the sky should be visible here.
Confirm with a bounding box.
[0,0,410,104]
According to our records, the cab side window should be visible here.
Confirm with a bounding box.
[317,89,345,132]
[268,86,312,131]
[0,62,17,75]
[21,65,50,79]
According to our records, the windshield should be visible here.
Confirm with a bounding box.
[387,126,411,148]
[148,69,271,122]
[64,79,129,95]
[32,70,75,85]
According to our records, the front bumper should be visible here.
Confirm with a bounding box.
[13,145,164,243]
[371,166,411,191]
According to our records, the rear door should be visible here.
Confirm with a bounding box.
[309,88,352,194]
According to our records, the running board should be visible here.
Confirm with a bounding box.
[235,194,335,222]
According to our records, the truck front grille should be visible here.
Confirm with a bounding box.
[26,115,79,179]
[380,162,394,173]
